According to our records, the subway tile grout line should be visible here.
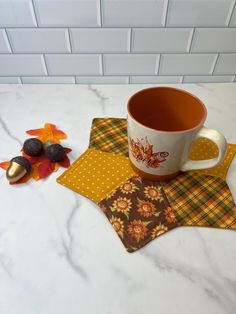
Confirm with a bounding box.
[129,28,133,53]
[31,0,39,27]
[164,0,170,27]
[43,54,49,75]
[227,0,236,26]
[157,54,162,74]
[101,54,104,75]
[67,28,73,53]
[4,29,13,53]
[99,0,103,27]
[1,26,236,29]
[1,52,235,55]
[0,74,235,78]
[211,54,220,75]
[187,28,195,52]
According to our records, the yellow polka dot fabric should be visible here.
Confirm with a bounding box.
[189,138,236,180]
[89,118,236,181]
[57,148,136,203]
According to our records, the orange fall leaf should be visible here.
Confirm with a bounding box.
[26,123,67,143]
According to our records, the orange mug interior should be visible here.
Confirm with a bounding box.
[128,87,207,132]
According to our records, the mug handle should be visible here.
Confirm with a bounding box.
[181,127,227,171]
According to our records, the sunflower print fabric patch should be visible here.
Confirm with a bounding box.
[98,176,178,253]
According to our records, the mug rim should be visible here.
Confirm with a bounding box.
[127,86,207,134]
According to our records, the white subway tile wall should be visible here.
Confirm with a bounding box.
[0,55,47,76]
[214,53,236,74]
[0,30,11,53]
[159,54,218,75]
[230,4,236,26]
[45,54,102,75]
[21,76,76,84]
[102,0,168,26]
[76,76,129,84]
[103,54,160,75]
[132,28,193,53]
[70,28,130,53]
[166,0,235,26]
[0,0,235,84]
[7,29,71,53]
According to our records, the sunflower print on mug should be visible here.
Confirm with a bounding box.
[129,136,169,168]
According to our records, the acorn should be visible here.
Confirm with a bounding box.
[44,141,65,162]
[23,138,43,156]
[6,156,31,183]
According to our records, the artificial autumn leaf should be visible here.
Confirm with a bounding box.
[29,164,40,181]
[0,161,10,170]
[23,147,71,180]
[26,123,67,144]
[22,150,46,165]
[37,159,55,179]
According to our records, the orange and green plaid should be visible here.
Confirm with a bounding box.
[89,118,236,180]
[162,172,236,229]
[89,118,128,156]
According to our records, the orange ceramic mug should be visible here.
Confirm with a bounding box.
[127,87,227,181]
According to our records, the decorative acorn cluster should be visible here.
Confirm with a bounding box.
[7,138,66,183]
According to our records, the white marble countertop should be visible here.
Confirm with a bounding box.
[0,83,236,314]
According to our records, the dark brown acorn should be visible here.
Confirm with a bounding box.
[44,142,65,162]
[23,138,43,156]
[43,140,55,150]
[6,156,31,183]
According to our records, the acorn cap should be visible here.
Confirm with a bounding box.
[10,156,31,172]
[23,138,43,156]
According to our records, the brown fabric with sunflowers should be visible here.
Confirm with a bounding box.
[99,176,177,252]
[57,118,236,253]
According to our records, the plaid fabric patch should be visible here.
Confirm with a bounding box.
[89,118,128,156]
[162,172,236,229]
[89,118,236,180]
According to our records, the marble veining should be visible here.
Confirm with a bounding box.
[62,194,88,280]
[0,113,22,146]
[0,83,236,314]
[87,85,109,117]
